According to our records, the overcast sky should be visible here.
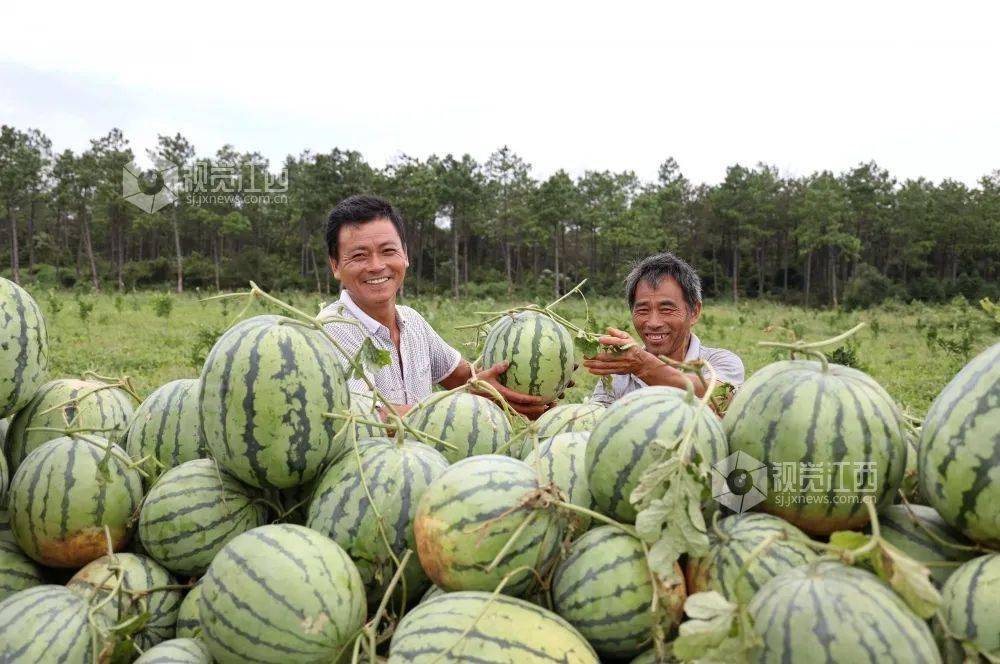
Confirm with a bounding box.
[2,0,998,186]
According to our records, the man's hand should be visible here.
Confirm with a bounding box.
[476,361,556,420]
[581,327,661,378]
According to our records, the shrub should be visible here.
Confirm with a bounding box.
[843,264,897,310]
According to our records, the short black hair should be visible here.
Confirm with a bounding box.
[326,194,406,260]
[625,252,702,313]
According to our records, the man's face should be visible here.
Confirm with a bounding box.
[631,276,701,358]
[329,218,408,309]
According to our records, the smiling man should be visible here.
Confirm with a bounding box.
[319,194,553,419]
[583,252,744,404]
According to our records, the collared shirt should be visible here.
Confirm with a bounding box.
[320,290,463,405]
[590,332,745,406]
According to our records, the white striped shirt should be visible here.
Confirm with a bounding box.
[320,290,463,405]
[590,333,745,405]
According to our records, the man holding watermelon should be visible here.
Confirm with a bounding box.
[320,194,555,419]
[583,252,744,404]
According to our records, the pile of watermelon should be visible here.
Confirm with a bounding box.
[1,275,998,664]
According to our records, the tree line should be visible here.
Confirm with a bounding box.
[1,125,998,307]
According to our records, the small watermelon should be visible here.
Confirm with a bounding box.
[0,278,48,420]
[198,524,367,664]
[403,391,511,462]
[414,455,566,597]
[879,504,976,586]
[176,583,202,638]
[480,311,575,400]
[349,390,383,440]
[748,560,940,662]
[938,554,1000,660]
[0,585,95,662]
[389,591,599,663]
[532,402,604,440]
[7,377,134,472]
[8,435,142,567]
[724,360,907,536]
[918,342,1000,547]
[68,552,183,652]
[587,386,728,522]
[0,537,44,602]
[126,378,206,481]
[523,432,593,531]
[685,513,816,604]
[135,638,212,664]
[306,437,449,606]
[139,459,268,576]
[199,315,351,489]
[552,525,685,659]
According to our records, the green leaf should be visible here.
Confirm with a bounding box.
[352,337,392,379]
[573,329,601,357]
[673,592,758,664]
[829,530,871,554]
[873,541,942,619]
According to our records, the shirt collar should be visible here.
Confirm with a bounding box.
[338,290,402,337]
[684,332,702,362]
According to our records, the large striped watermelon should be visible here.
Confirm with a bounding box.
[389,591,599,663]
[748,560,940,663]
[552,525,685,659]
[414,455,566,597]
[403,391,512,462]
[8,435,142,567]
[685,512,816,604]
[139,458,268,576]
[532,402,604,440]
[0,278,48,420]
[306,437,449,606]
[0,585,95,662]
[918,341,1000,547]
[135,638,212,664]
[198,524,367,664]
[126,378,206,480]
[0,439,7,506]
[586,386,728,522]
[480,311,575,400]
[68,552,183,652]
[724,360,907,536]
[199,315,351,489]
[879,504,976,586]
[0,537,44,601]
[176,583,202,638]
[6,377,134,472]
[523,432,593,531]
[938,554,1000,661]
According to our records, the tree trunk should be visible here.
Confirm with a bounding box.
[711,246,718,296]
[782,236,789,293]
[212,234,221,291]
[829,245,838,307]
[27,199,36,273]
[757,245,765,298]
[172,206,184,293]
[415,219,424,296]
[504,242,513,296]
[310,249,322,294]
[81,212,99,291]
[452,218,460,299]
[463,235,469,286]
[553,222,561,299]
[731,244,739,304]
[804,251,812,308]
[7,207,19,284]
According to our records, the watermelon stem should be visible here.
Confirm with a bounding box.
[554,500,637,538]
[363,548,414,661]
[484,511,539,573]
[896,492,998,554]
[758,322,867,371]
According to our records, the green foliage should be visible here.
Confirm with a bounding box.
[843,264,897,309]
[151,293,173,318]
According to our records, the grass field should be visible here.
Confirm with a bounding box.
[35,286,1000,417]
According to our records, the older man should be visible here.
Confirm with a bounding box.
[583,252,744,404]
[319,194,553,419]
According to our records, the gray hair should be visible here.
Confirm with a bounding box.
[625,252,702,313]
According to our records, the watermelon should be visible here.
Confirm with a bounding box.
[176,583,202,638]
[306,437,449,606]
[403,391,512,462]
[938,554,1000,660]
[523,432,593,531]
[630,648,679,663]
[199,315,351,489]
[918,341,1000,547]
[532,402,604,440]
[414,455,566,597]
[724,360,907,536]
[0,418,8,456]
[68,552,183,651]
[748,560,940,663]
[6,377,134,472]
[0,439,7,506]
[126,378,206,480]
[8,435,143,567]
[0,278,48,420]
[480,311,575,400]
[586,386,728,522]
[552,525,685,658]
[135,638,212,664]
[879,504,976,586]
[685,512,817,604]
[0,585,95,662]
[0,536,44,601]
[389,591,599,663]
[138,458,268,576]
[198,524,367,664]
[419,584,447,604]
[349,390,383,440]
